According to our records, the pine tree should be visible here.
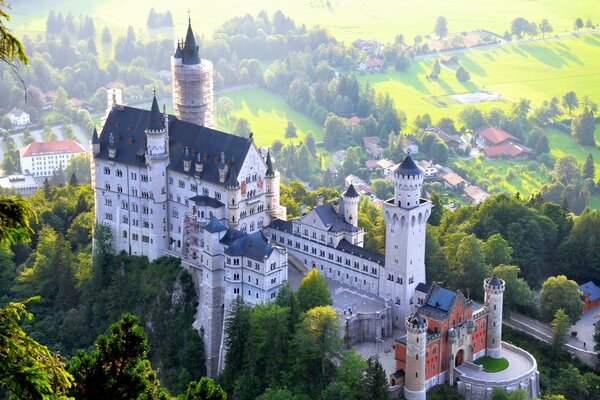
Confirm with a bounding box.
[360,357,388,400]
[222,296,252,392]
[583,153,595,180]
[43,178,52,199]
[551,308,570,357]
[69,172,79,186]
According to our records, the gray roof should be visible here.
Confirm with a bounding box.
[472,301,485,312]
[580,281,600,302]
[182,18,200,65]
[265,151,274,177]
[96,105,252,187]
[336,239,384,265]
[174,41,183,58]
[343,183,359,198]
[226,162,239,189]
[92,127,99,144]
[203,217,227,233]
[488,275,502,287]
[415,282,430,294]
[224,230,276,261]
[395,155,422,176]
[407,311,427,327]
[270,218,293,233]
[314,202,358,233]
[189,195,224,208]
[147,95,164,132]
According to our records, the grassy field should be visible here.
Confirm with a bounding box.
[216,88,325,147]
[474,356,509,372]
[10,0,600,45]
[358,59,510,122]
[360,33,600,123]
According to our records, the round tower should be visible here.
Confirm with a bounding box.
[265,151,280,219]
[343,183,359,227]
[394,155,423,209]
[484,275,505,358]
[226,161,240,228]
[404,312,427,400]
[144,94,170,261]
[171,17,214,128]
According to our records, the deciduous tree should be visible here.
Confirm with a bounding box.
[539,275,583,323]
[296,268,332,312]
[434,16,449,39]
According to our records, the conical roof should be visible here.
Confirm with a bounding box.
[407,311,427,327]
[343,183,359,198]
[147,94,164,132]
[204,217,228,233]
[182,17,200,65]
[395,155,422,177]
[92,126,99,144]
[226,162,239,189]
[488,275,502,286]
[265,151,274,176]
[174,40,183,58]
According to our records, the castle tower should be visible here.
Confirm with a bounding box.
[343,183,359,227]
[144,94,170,261]
[265,151,283,219]
[226,161,240,228]
[404,312,427,400]
[381,156,431,327]
[484,275,505,358]
[171,17,214,128]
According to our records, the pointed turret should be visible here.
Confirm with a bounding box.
[92,126,100,155]
[265,151,275,177]
[182,16,200,65]
[343,183,359,198]
[226,162,239,189]
[395,155,422,177]
[147,93,164,132]
[174,40,183,58]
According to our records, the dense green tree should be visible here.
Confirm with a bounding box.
[552,155,582,186]
[359,357,388,400]
[459,106,485,131]
[511,17,530,38]
[425,228,448,284]
[428,192,445,226]
[492,388,529,400]
[549,365,590,400]
[256,388,296,400]
[558,209,600,282]
[102,26,112,43]
[574,18,584,31]
[336,350,367,396]
[183,377,227,400]
[251,304,291,386]
[305,131,317,156]
[594,314,600,364]
[233,117,252,138]
[0,196,36,245]
[483,233,513,267]
[491,265,533,315]
[451,235,489,299]
[562,91,579,113]
[434,16,448,39]
[222,296,253,392]
[323,381,354,400]
[285,120,298,142]
[296,268,332,313]
[582,153,595,180]
[539,19,553,38]
[551,308,570,356]
[455,66,470,82]
[431,59,441,78]
[571,110,596,145]
[539,275,583,323]
[68,313,169,399]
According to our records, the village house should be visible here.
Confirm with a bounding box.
[427,126,461,148]
[352,38,384,57]
[442,172,468,191]
[358,58,384,73]
[463,185,490,205]
[363,136,384,158]
[0,174,39,196]
[580,281,600,311]
[475,125,532,160]
[365,158,395,176]
[7,108,30,126]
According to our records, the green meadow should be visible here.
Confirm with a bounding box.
[10,0,600,44]
[216,88,325,147]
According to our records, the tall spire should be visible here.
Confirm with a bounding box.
[92,126,99,144]
[182,14,200,65]
[147,92,164,132]
[265,151,274,177]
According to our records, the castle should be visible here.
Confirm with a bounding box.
[93,18,539,399]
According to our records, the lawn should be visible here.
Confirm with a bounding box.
[10,0,600,45]
[473,356,509,372]
[216,87,325,147]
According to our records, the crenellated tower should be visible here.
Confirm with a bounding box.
[484,275,505,358]
[381,155,431,327]
[144,94,170,260]
[171,17,214,127]
[404,312,427,400]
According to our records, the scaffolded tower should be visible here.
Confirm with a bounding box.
[171,17,214,128]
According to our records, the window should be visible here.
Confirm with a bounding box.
[104,166,110,174]
[169,177,173,184]
[141,174,148,182]
[105,182,111,191]
[172,209,179,218]
[190,183,197,192]
[104,198,112,206]
[122,216,128,223]
[142,235,149,243]
[105,213,113,220]
[215,192,221,200]
[142,206,149,214]
[179,180,185,188]
[131,172,137,180]
[132,233,138,241]
[233,273,240,280]
[116,169,122,177]
[233,288,240,294]
[123,230,127,238]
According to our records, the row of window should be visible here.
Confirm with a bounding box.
[386,274,414,285]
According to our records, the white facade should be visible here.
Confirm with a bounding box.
[7,108,30,126]
[20,140,86,177]
[0,174,39,196]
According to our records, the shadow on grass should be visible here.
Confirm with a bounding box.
[583,35,600,47]
[458,55,487,77]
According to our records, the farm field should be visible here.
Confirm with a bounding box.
[10,0,600,45]
[216,88,325,147]
[361,33,600,123]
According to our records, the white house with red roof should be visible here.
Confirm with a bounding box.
[20,139,86,178]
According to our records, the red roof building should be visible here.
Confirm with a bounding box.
[475,126,519,146]
[20,140,86,177]
[481,143,532,159]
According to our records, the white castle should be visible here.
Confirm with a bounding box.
[93,18,539,399]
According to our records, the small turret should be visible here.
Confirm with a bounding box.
[92,126,100,156]
[147,93,164,133]
[343,183,359,227]
[174,40,183,58]
[226,161,240,228]
[404,311,427,400]
[195,152,204,175]
[183,146,192,172]
[484,275,506,359]
[107,132,117,159]
[226,161,239,189]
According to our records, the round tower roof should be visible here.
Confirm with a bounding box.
[407,311,427,328]
[394,155,422,177]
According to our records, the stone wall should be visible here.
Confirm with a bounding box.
[344,307,391,347]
